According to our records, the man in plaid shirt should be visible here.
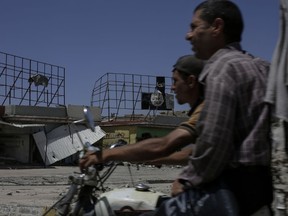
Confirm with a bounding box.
[175,1,273,215]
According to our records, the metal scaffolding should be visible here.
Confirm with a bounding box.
[0,51,65,107]
[91,72,174,121]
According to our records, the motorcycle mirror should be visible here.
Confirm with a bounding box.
[83,106,95,132]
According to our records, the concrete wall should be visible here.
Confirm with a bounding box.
[101,125,137,147]
[100,124,175,148]
[4,105,102,122]
[0,134,30,163]
[137,126,174,139]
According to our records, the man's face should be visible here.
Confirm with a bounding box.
[171,71,192,105]
[186,9,213,60]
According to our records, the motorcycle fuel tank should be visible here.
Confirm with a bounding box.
[94,185,170,216]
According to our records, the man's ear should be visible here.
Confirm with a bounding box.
[187,75,197,88]
[211,18,224,37]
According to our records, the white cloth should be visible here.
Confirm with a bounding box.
[265,2,288,216]
[265,0,288,122]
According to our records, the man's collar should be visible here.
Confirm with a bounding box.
[188,98,203,116]
[198,42,242,83]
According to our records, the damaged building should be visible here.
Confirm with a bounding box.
[0,51,187,167]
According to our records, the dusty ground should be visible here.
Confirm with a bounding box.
[0,164,180,209]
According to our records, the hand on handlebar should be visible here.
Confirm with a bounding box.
[79,150,103,172]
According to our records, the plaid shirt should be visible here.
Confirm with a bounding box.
[179,43,271,187]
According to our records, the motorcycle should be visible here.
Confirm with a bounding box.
[42,106,272,216]
[43,106,170,216]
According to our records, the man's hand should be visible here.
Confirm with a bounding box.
[171,179,184,197]
[79,151,102,171]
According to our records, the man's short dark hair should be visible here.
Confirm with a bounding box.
[194,0,244,43]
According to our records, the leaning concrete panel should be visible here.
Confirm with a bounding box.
[33,125,106,165]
